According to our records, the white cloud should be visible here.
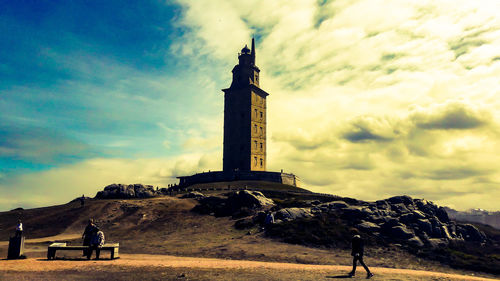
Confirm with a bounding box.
[170,0,500,210]
[0,152,220,211]
[5,0,500,211]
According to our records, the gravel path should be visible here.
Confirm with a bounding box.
[1,254,497,281]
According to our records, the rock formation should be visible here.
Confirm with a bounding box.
[201,192,488,248]
[302,195,487,247]
[192,190,275,218]
[95,184,160,199]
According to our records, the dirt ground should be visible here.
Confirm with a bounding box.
[0,254,498,281]
[1,196,499,280]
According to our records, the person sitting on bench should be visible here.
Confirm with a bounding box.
[82,219,97,256]
[87,228,105,260]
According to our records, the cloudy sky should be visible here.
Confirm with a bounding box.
[1,0,499,211]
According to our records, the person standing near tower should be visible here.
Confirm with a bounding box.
[15,219,23,237]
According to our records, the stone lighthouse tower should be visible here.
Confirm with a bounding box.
[222,38,269,172]
[177,39,300,187]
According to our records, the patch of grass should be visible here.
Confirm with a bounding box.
[266,215,352,248]
[416,241,500,275]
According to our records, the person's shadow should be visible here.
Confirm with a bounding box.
[325,274,352,279]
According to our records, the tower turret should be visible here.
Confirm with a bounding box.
[251,37,255,65]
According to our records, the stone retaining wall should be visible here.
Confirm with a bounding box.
[177,171,300,187]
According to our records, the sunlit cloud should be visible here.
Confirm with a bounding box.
[172,0,500,211]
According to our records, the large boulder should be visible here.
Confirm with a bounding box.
[341,206,372,220]
[382,218,400,229]
[328,201,350,209]
[457,224,486,242]
[400,210,427,225]
[227,190,275,209]
[275,208,313,222]
[412,210,427,220]
[370,215,392,224]
[415,200,438,217]
[447,223,457,237]
[95,183,157,199]
[436,207,450,223]
[428,218,444,238]
[440,225,453,240]
[356,221,381,232]
[192,196,228,216]
[387,195,413,205]
[181,192,205,199]
[391,203,411,214]
[407,236,424,247]
[400,213,416,224]
[313,201,349,213]
[389,225,415,240]
[375,200,391,210]
[193,191,275,218]
[416,219,433,235]
[133,184,156,198]
[426,238,448,249]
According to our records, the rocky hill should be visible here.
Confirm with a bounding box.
[1,183,498,277]
[188,190,499,275]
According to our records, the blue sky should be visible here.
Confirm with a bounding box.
[1,0,500,211]
[1,1,223,172]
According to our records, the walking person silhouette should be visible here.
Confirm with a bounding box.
[348,231,374,279]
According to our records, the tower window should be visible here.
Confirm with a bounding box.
[254,109,257,117]
[260,158,263,167]
[254,140,258,149]
[260,127,263,135]
[260,111,263,119]
[254,124,257,133]
[254,157,257,166]
[260,143,263,151]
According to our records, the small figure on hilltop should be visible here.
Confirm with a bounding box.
[348,230,374,279]
[79,194,85,207]
[87,228,105,260]
[82,219,97,256]
[15,219,23,237]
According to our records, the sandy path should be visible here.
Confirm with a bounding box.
[0,254,497,281]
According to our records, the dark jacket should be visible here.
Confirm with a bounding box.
[83,224,97,244]
[351,235,364,256]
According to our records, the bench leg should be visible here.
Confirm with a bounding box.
[47,249,55,260]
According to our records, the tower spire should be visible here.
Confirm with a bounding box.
[251,37,255,65]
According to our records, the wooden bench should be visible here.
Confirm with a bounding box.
[47,242,119,260]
